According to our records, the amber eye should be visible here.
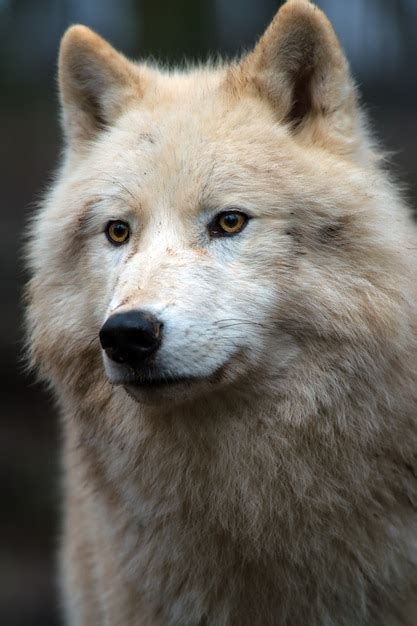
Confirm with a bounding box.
[105,220,130,245]
[209,211,249,237]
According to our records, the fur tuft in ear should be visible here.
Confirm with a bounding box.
[59,25,144,148]
[235,0,360,152]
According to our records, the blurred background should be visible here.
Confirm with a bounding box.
[1,1,416,624]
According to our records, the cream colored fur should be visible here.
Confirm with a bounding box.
[26,1,417,624]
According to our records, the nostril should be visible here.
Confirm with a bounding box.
[105,347,126,363]
[99,311,163,367]
[134,322,163,350]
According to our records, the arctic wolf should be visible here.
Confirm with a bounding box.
[26,0,417,624]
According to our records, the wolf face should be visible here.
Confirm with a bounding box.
[27,2,414,409]
[55,104,306,404]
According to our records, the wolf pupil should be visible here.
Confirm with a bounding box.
[224,215,238,228]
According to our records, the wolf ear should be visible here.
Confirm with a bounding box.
[238,0,360,152]
[59,25,143,148]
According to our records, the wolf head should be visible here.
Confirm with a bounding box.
[26,0,414,410]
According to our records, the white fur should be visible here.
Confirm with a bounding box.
[26,2,417,625]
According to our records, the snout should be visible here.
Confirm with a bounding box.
[99,310,163,369]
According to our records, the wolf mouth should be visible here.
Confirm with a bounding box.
[121,347,245,391]
[125,374,200,389]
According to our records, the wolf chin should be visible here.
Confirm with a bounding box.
[25,1,417,624]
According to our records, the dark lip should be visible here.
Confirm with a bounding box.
[124,374,200,389]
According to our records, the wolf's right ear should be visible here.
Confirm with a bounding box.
[59,25,144,148]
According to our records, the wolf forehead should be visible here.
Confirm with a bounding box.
[81,99,294,188]
[63,85,364,230]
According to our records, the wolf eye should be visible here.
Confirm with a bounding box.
[105,220,130,245]
[209,211,249,237]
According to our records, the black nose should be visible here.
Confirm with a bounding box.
[99,311,163,368]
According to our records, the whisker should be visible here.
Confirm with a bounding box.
[215,319,269,330]
[214,318,266,326]
[216,323,264,331]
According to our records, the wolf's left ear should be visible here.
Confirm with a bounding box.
[237,0,361,153]
[59,25,144,149]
